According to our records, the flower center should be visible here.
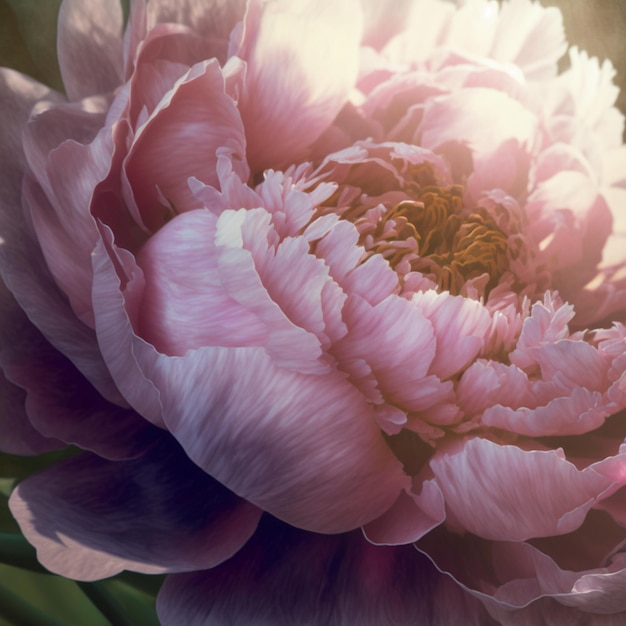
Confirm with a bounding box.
[327,163,515,296]
[361,187,511,295]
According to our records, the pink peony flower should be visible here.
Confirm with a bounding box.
[2,0,626,622]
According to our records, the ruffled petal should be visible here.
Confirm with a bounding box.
[92,236,409,533]
[9,437,261,581]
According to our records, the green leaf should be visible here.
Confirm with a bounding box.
[0,564,109,626]
[0,533,47,574]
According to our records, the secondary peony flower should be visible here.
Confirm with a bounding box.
[2,0,626,623]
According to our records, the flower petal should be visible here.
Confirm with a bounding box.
[234,0,363,172]
[430,438,613,541]
[123,59,248,230]
[0,68,123,405]
[57,0,124,100]
[157,516,495,626]
[9,437,262,581]
[92,236,408,533]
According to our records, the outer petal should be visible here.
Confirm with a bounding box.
[430,438,614,541]
[0,68,123,405]
[0,371,61,455]
[234,0,363,172]
[155,0,245,34]
[57,0,124,100]
[24,123,115,327]
[0,281,62,455]
[157,516,496,626]
[420,510,626,619]
[9,437,262,581]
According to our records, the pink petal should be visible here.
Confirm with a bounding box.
[482,388,611,437]
[57,0,124,100]
[430,438,613,541]
[136,209,268,356]
[492,0,566,79]
[335,293,454,413]
[92,237,408,533]
[24,128,114,327]
[124,59,248,230]
[419,88,537,185]
[412,290,491,379]
[145,0,246,41]
[234,0,363,172]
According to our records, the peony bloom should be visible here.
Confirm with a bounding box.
[2,0,626,623]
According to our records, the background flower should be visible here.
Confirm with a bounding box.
[1,1,626,625]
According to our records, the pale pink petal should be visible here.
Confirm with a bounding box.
[57,0,124,100]
[335,294,454,413]
[510,296,574,370]
[381,0,456,65]
[248,224,347,352]
[457,360,531,417]
[234,0,363,172]
[216,210,330,373]
[481,388,611,437]
[360,0,412,50]
[92,236,408,533]
[430,438,613,541]
[144,0,246,42]
[413,290,491,379]
[124,59,248,230]
[419,88,537,187]
[341,254,399,306]
[136,209,268,356]
[492,0,566,79]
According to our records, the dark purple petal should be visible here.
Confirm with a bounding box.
[0,370,61,455]
[0,268,158,459]
[0,279,63,455]
[157,516,496,625]
[9,437,262,581]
